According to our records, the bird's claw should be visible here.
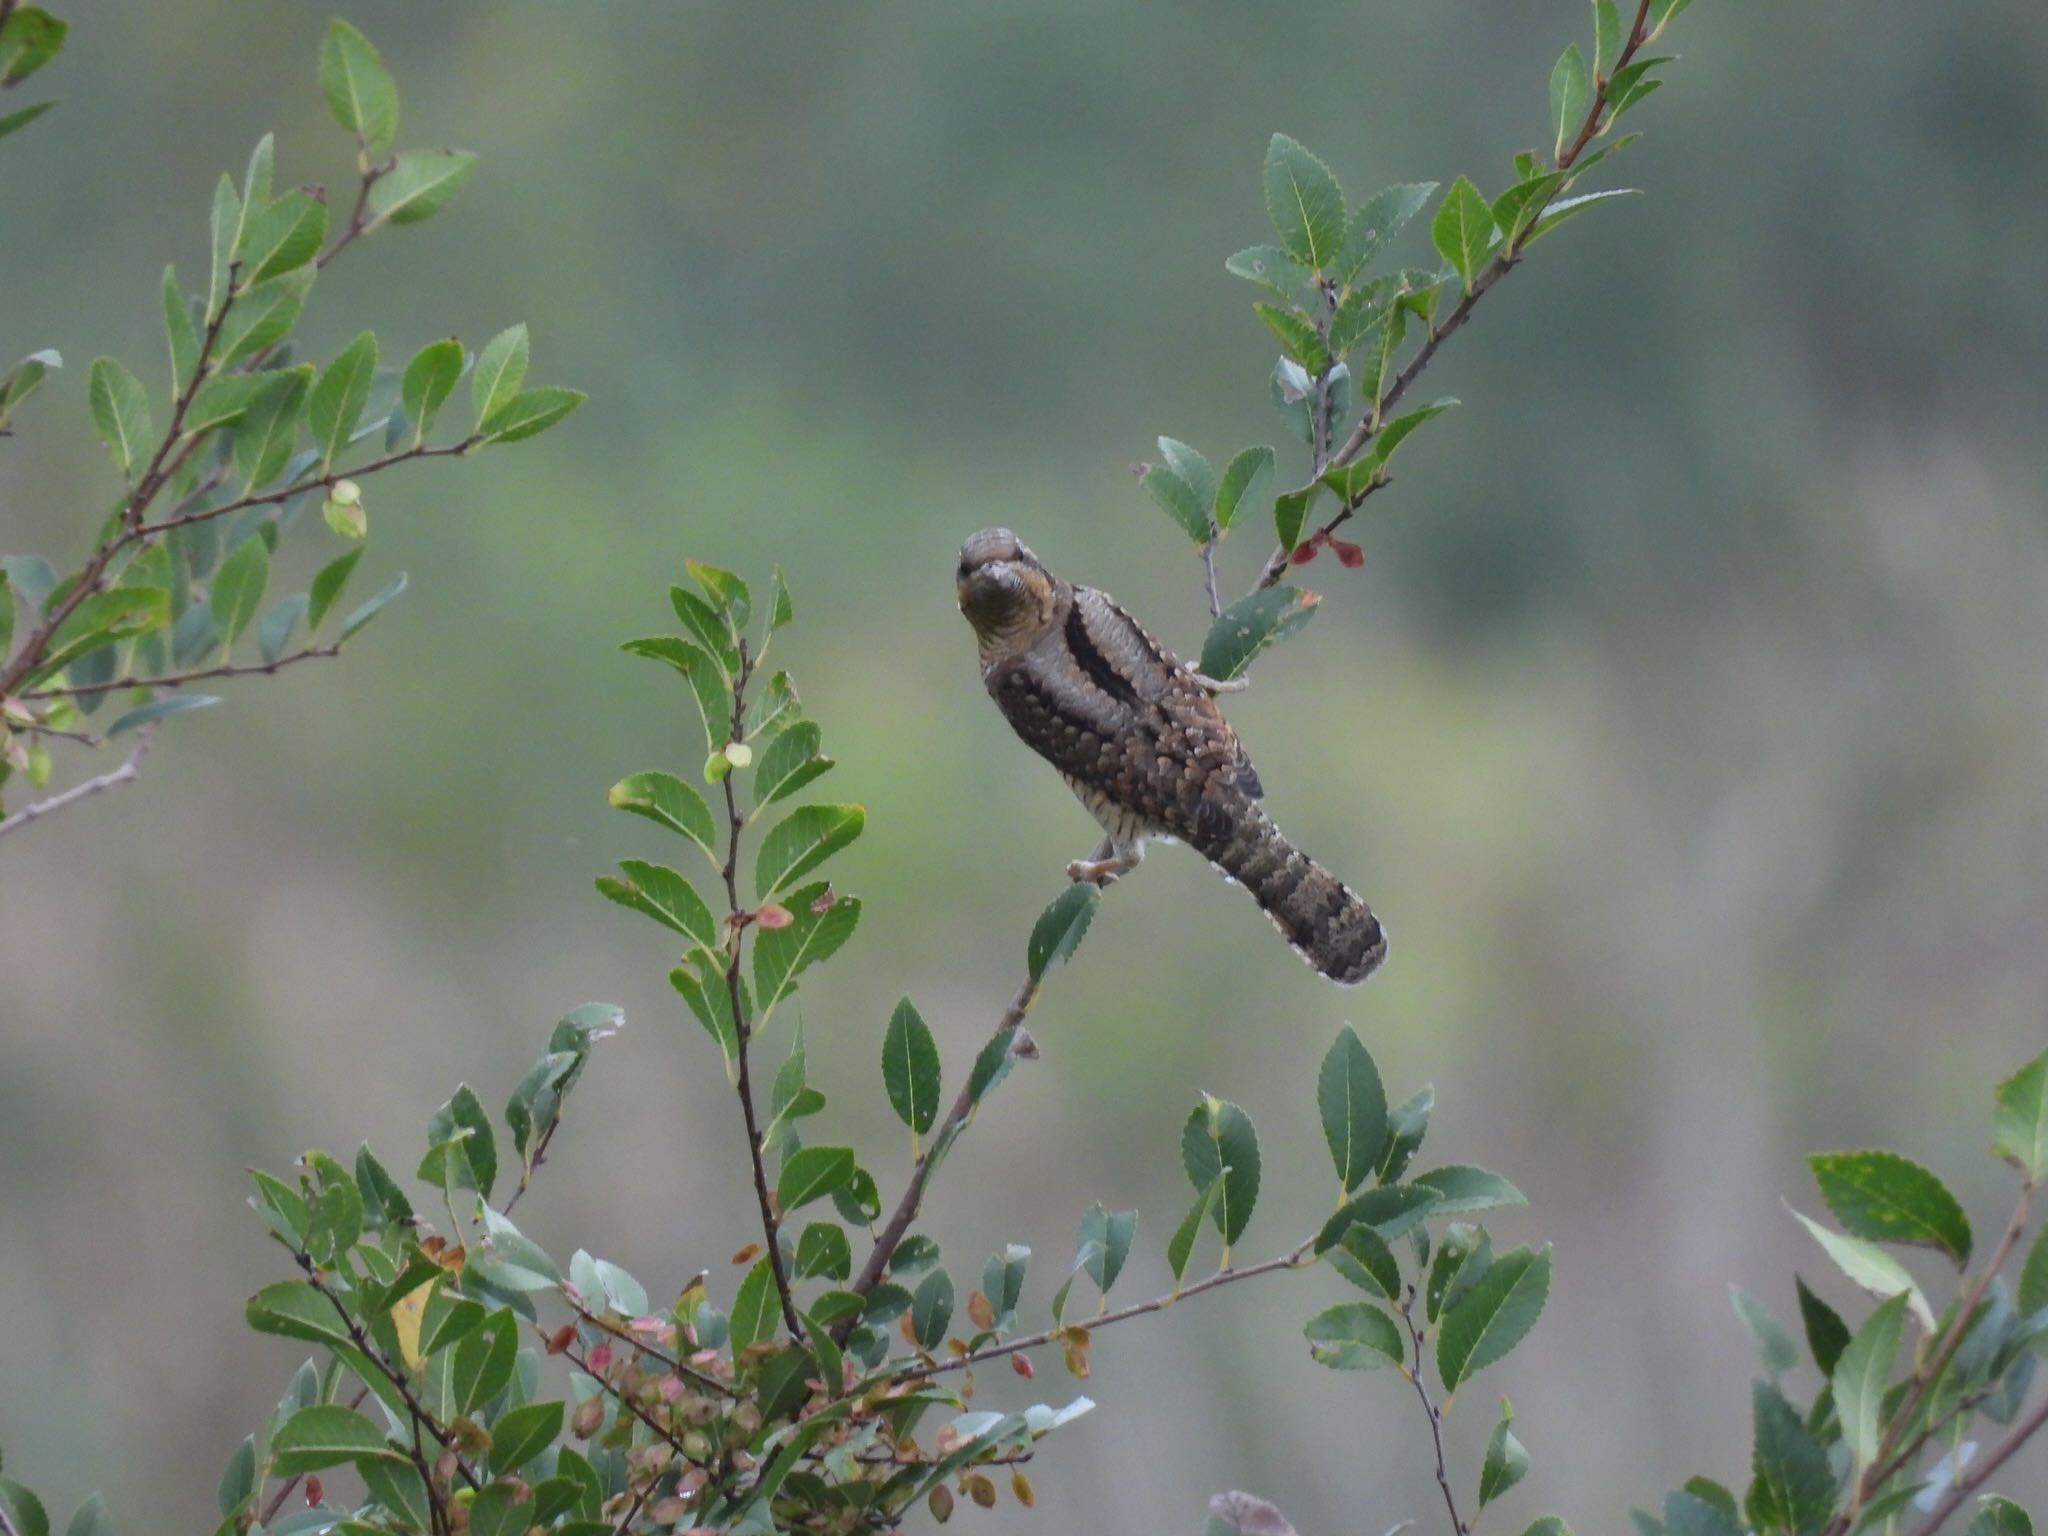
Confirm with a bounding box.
[1066,856,1124,886]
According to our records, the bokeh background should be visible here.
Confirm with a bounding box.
[5,2,2047,1531]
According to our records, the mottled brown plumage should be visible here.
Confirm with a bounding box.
[956,528,1386,985]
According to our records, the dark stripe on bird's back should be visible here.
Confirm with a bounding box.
[1064,603,1143,707]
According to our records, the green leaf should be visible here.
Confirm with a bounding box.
[367,149,477,228]
[911,1267,955,1350]
[1523,188,1641,246]
[1214,446,1275,535]
[728,1257,778,1348]
[319,20,398,153]
[1336,181,1438,283]
[687,561,752,625]
[1156,437,1218,513]
[211,533,269,649]
[450,1310,517,1413]
[87,357,152,475]
[1199,585,1320,683]
[794,1222,852,1282]
[1413,1165,1526,1215]
[753,884,862,1017]
[359,1461,428,1531]
[1333,1224,1402,1301]
[0,1482,48,1536]
[338,572,406,642]
[1966,1499,2034,1536]
[882,996,942,1137]
[1745,1379,1835,1536]
[232,365,312,492]
[105,693,221,738]
[1809,1149,1972,1263]
[1080,1204,1138,1294]
[1181,1096,1260,1247]
[596,859,717,947]
[0,100,55,142]
[754,721,834,807]
[25,588,169,689]
[2019,1227,2048,1322]
[1304,1301,1404,1369]
[1833,1292,1908,1468]
[237,192,327,288]
[1729,1285,1799,1380]
[1273,485,1320,553]
[756,803,864,896]
[0,7,66,87]
[428,1084,498,1199]
[478,387,584,446]
[308,548,365,630]
[1431,176,1494,293]
[669,951,740,1067]
[1665,1491,1746,1536]
[400,338,464,443]
[182,374,268,435]
[1317,1183,1438,1256]
[1550,44,1592,158]
[1993,1048,2048,1182]
[1789,1209,1936,1330]
[619,635,730,748]
[609,769,717,859]
[1427,1224,1491,1321]
[778,1145,855,1211]
[270,1405,397,1474]
[1143,460,1210,544]
[208,174,243,322]
[1438,1245,1552,1390]
[308,332,378,470]
[471,325,530,431]
[218,269,314,369]
[670,584,740,671]
[489,1400,564,1475]
[1593,0,1623,81]
[1224,245,1313,303]
[766,565,794,631]
[158,270,199,390]
[61,1495,110,1536]
[1253,302,1333,373]
[1027,880,1100,983]
[1317,1025,1387,1194]
[1167,1172,1227,1285]
[1481,1402,1530,1506]
[1493,172,1568,245]
[1263,134,1346,270]
[1794,1276,1851,1377]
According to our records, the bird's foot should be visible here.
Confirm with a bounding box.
[1066,855,1126,886]
[1192,670,1250,695]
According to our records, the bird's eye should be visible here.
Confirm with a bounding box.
[957,560,971,578]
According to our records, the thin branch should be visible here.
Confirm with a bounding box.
[891,1233,1317,1382]
[843,966,1041,1323]
[719,639,807,1342]
[1902,1391,2048,1536]
[1250,0,1657,594]
[1202,534,1224,618]
[24,644,340,700]
[1400,1284,1469,1536]
[556,1299,734,1398]
[0,722,156,841]
[133,439,474,541]
[316,158,392,271]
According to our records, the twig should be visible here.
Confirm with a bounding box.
[0,722,156,841]
[1400,1284,1469,1536]
[1202,534,1224,618]
[1249,0,1658,594]
[1902,1392,2048,1536]
[316,158,392,271]
[25,644,340,699]
[843,967,1040,1318]
[557,1299,734,1397]
[718,639,807,1342]
[892,1233,1317,1382]
[133,440,473,540]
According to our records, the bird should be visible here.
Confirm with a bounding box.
[955,527,1386,985]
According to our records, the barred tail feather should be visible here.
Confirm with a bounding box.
[1199,802,1386,984]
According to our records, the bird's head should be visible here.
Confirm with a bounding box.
[957,528,1057,645]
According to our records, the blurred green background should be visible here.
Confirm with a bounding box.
[4,2,2047,1531]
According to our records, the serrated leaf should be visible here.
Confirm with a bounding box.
[1225,245,1312,303]
[882,997,942,1137]
[619,634,730,749]
[1214,446,1275,535]
[1336,181,1437,284]
[319,20,398,152]
[1834,1292,1908,1467]
[912,1267,955,1350]
[1263,134,1346,270]
[1809,1150,1972,1264]
[1253,302,1333,373]
[1167,1172,1227,1285]
[596,859,717,946]
[1304,1301,1403,1370]
[778,1145,855,1211]
[1317,1025,1387,1194]
[1143,461,1209,544]
[238,192,327,288]
[367,149,477,228]
[1200,585,1319,683]
[1789,1209,1935,1330]
[756,802,864,896]
[1438,1245,1551,1389]
[1028,881,1100,983]
[212,533,269,649]
[1316,1183,1438,1256]
[754,721,833,807]
[1665,1492,1745,1536]
[87,357,152,474]
[1746,1379,1835,1536]
[1794,1276,1851,1377]
[1079,1204,1138,1295]
[470,324,530,430]
[1431,176,1493,292]
[1481,1403,1529,1506]
[1730,1285,1799,1380]
[1966,1499,2034,1536]
[1273,485,1320,553]
[753,884,861,1018]
[1334,1223,1402,1301]
[1413,1165,1526,1215]
[1993,1049,2048,1182]
[1182,1097,1261,1247]
[609,770,717,859]
[1157,437,1217,513]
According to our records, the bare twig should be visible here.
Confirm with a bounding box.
[316,158,393,271]
[0,722,156,841]
[892,1233,1318,1382]
[1400,1284,1469,1536]
[1901,1392,2048,1536]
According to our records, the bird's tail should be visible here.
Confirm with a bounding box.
[1197,802,1386,985]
